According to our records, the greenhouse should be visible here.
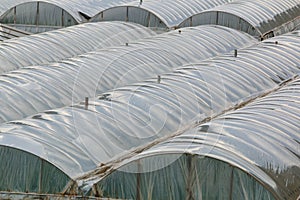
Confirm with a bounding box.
[98,77,300,200]
[0,30,299,197]
[0,0,136,33]
[0,25,255,123]
[0,21,156,73]
[179,0,300,40]
[91,0,234,31]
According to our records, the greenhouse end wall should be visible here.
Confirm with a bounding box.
[178,0,300,40]
[96,154,276,200]
[0,146,70,194]
[91,6,168,30]
[0,2,77,33]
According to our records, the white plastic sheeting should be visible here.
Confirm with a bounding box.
[0,30,299,195]
[0,21,156,73]
[0,26,255,123]
[91,0,234,29]
[109,77,300,200]
[179,0,300,40]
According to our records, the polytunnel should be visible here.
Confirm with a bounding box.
[0,0,136,33]
[0,25,255,123]
[99,77,300,200]
[90,0,234,31]
[0,21,156,73]
[179,0,300,40]
[0,30,299,197]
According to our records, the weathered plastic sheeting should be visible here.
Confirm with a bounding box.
[0,31,298,195]
[5,24,63,34]
[179,0,300,40]
[0,0,136,23]
[98,155,276,200]
[0,24,30,41]
[0,146,70,194]
[0,21,156,74]
[107,77,300,200]
[91,0,234,30]
[0,26,255,123]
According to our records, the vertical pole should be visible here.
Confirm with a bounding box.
[234,49,238,57]
[61,9,64,27]
[229,167,234,200]
[13,7,17,24]
[147,12,151,27]
[39,160,43,194]
[252,172,256,200]
[186,154,195,200]
[85,97,89,110]
[36,2,39,26]
[136,160,142,200]
[126,7,129,22]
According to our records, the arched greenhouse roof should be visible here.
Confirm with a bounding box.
[0,21,156,74]
[0,25,255,123]
[0,0,136,23]
[179,0,300,40]
[0,30,299,196]
[110,77,300,200]
[91,0,234,29]
[75,31,300,195]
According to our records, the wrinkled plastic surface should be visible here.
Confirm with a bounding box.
[112,77,300,200]
[0,31,299,196]
[0,21,156,73]
[0,26,255,123]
